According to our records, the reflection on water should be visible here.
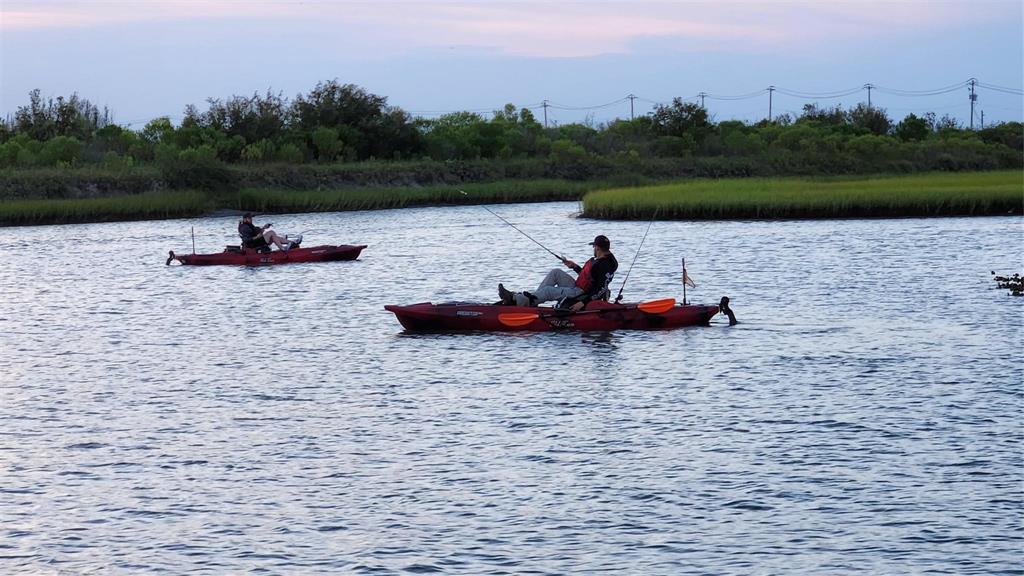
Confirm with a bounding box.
[580,331,618,349]
[0,205,1021,574]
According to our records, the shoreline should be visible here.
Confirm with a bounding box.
[0,171,1020,227]
[3,199,1019,229]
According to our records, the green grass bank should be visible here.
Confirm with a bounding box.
[0,179,603,227]
[581,171,1024,220]
[0,191,212,226]
[2,171,1020,227]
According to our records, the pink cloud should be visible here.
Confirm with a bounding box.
[1,0,1012,58]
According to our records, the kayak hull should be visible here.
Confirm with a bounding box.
[384,300,720,332]
[170,244,366,266]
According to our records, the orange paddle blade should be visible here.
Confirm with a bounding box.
[637,298,676,314]
[497,313,539,327]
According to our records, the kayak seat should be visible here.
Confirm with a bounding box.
[239,233,272,253]
[554,287,611,310]
[224,245,244,254]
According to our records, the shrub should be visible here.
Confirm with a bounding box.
[276,143,304,164]
[549,138,587,162]
[216,135,246,162]
[0,139,23,167]
[16,147,38,167]
[241,139,276,163]
[312,126,341,162]
[896,114,930,142]
[40,136,83,166]
[159,145,237,190]
[652,135,694,157]
[102,151,134,169]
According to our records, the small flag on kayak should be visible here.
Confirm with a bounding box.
[681,257,697,288]
[683,269,696,288]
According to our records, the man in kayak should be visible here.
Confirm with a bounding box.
[238,213,300,251]
[498,235,618,311]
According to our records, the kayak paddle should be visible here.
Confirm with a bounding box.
[498,298,676,327]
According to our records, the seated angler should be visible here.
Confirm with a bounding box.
[498,235,618,311]
[237,212,300,251]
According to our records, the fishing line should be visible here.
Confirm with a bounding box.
[458,190,565,262]
[614,208,658,303]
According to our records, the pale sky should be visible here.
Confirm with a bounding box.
[2,0,1022,127]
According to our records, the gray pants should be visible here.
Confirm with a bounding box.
[513,268,583,306]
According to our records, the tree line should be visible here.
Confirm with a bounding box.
[1,80,1021,175]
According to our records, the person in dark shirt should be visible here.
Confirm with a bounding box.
[238,213,300,251]
[498,235,618,310]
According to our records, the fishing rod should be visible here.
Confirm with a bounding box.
[458,190,567,263]
[614,208,658,303]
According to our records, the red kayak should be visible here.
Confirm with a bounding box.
[167,244,366,266]
[384,297,732,332]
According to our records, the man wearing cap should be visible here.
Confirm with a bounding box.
[238,213,300,251]
[498,235,618,311]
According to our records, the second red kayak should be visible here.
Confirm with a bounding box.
[167,244,366,266]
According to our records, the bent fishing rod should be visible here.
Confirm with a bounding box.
[458,190,567,263]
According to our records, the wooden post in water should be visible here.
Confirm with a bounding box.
[191,226,195,255]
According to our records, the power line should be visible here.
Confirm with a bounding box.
[633,95,699,107]
[873,80,969,97]
[874,87,966,97]
[546,97,630,111]
[976,82,1024,96]
[704,88,771,101]
[634,96,673,106]
[976,81,1023,93]
[407,107,503,116]
[774,86,863,99]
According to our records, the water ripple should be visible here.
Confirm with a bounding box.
[0,207,1021,574]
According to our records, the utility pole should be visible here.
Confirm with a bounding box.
[628,94,636,120]
[542,100,549,128]
[968,78,977,130]
[767,86,775,123]
[864,83,874,108]
[981,110,985,129]
[698,92,707,109]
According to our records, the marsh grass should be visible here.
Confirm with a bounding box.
[0,191,212,226]
[581,171,1024,220]
[2,172,1020,226]
[232,179,600,213]
[0,180,604,226]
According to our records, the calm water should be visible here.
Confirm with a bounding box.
[1,203,1021,574]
